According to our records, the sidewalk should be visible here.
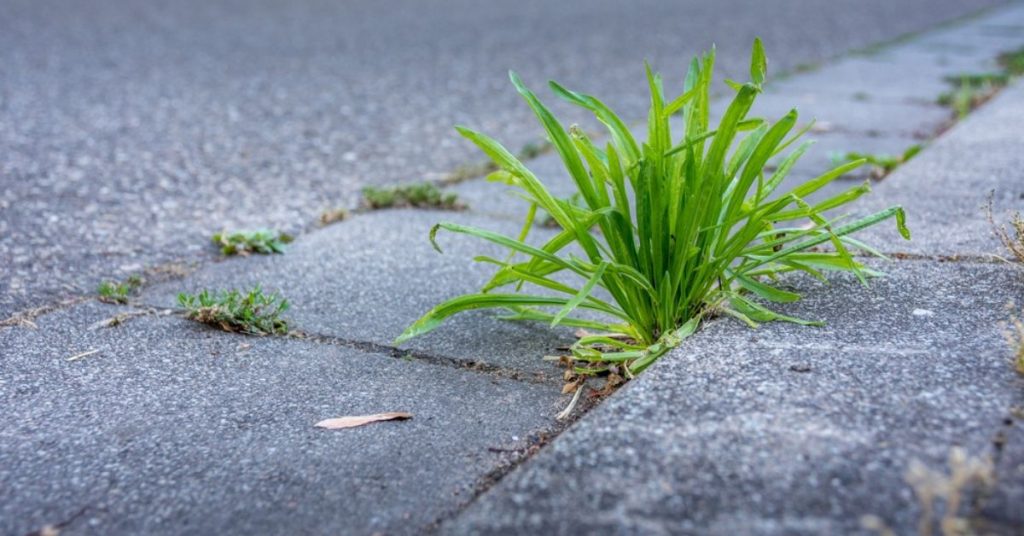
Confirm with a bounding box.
[3,4,1024,535]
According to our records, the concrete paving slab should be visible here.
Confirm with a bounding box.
[857,44,1003,84]
[446,259,1024,535]
[140,210,585,378]
[767,58,955,105]
[853,82,1024,258]
[979,395,1024,533]
[773,130,926,185]
[0,300,564,536]
[749,90,950,140]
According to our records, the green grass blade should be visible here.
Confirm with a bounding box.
[552,262,608,327]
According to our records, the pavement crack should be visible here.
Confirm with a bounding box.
[23,504,89,536]
[0,297,90,330]
[425,387,605,533]
[288,330,558,386]
[876,251,1011,265]
[126,303,557,386]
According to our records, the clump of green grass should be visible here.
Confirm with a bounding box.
[396,39,909,375]
[178,287,289,335]
[361,182,464,210]
[97,275,144,304]
[830,144,922,180]
[998,45,1024,76]
[213,230,293,256]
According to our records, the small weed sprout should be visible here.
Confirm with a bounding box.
[987,196,1024,264]
[516,140,553,160]
[443,141,553,184]
[361,183,464,210]
[936,49,1024,121]
[213,230,293,256]
[830,145,922,180]
[396,40,909,375]
[319,207,350,226]
[1002,303,1024,375]
[997,45,1024,76]
[938,73,1010,119]
[178,287,289,335]
[903,448,994,536]
[97,275,144,304]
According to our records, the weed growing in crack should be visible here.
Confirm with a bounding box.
[97,275,143,304]
[861,448,996,535]
[997,45,1024,76]
[987,196,1024,265]
[904,447,994,536]
[444,161,499,184]
[516,140,553,160]
[361,182,464,210]
[938,73,1010,120]
[829,144,922,180]
[396,39,909,376]
[443,141,554,184]
[178,287,289,335]
[319,207,350,226]
[213,229,293,256]
[1002,303,1024,375]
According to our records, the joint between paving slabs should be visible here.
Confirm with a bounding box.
[423,392,603,533]
[876,251,1012,265]
[1,261,197,331]
[310,136,554,232]
[290,330,559,386]
[0,296,92,330]
[83,299,558,386]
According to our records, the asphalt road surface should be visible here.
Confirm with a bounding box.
[0,0,1005,316]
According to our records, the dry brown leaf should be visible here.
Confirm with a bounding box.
[314,412,412,430]
[66,349,100,362]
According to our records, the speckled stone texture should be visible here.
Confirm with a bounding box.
[0,301,564,536]
[4,3,1024,535]
[447,261,1024,534]
[138,210,577,379]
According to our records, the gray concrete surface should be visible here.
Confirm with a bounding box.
[0,0,1007,316]
[0,300,565,536]
[139,210,578,379]
[854,83,1024,258]
[447,261,1024,535]
[4,3,1024,535]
